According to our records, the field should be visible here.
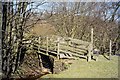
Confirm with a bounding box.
[41,55,119,78]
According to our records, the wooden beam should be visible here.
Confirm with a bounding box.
[38,37,41,51]
[38,54,43,71]
[60,45,88,53]
[68,38,90,45]
[57,38,60,59]
[91,28,93,56]
[87,44,91,61]
[87,28,93,62]
[39,47,58,55]
[46,36,49,55]
[109,40,112,60]
[59,50,87,59]
[37,51,55,58]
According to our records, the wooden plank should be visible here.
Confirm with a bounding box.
[46,36,49,55]
[91,28,93,56]
[87,28,93,62]
[36,35,91,61]
[58,41,89,51]
[59,53,74,59]
[61,49,87,55]
[39,47,58,55]
[59,41,68,45]
[68,38,90,45]
[60,50,87,59]
[38,37,41,51]
[38,45,87,55]
[60,45,88,53]
[39,49,73,59]
[57,38,60,59]
[37,51,55,58]
[39,45,55,51]
[69,45,88,50]
[109,40,112,60]
[61,37,89,46]
[38,54,43,71]
[48,50,57,55]
[37,36,88,47]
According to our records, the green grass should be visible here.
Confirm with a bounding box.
[41,55,118,78]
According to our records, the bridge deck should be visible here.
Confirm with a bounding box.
[25,35,93,61]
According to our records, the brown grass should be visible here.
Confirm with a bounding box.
[29,21,56,36]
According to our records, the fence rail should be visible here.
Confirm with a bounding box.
[23,28,94,61]
[35,35,92,61]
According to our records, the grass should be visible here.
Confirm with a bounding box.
[41,55,119,78]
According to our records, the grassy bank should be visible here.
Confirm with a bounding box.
[41,55,118,78]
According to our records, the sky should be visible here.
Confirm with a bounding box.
[1,0,120,2]
[2,1,119,22]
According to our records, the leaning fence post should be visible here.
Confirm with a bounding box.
[109,40,112,60]
[57,37,60,59]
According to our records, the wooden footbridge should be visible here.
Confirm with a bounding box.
[24,29,94,62]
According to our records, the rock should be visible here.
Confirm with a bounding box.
[42,68,51,74]
[64,60,73,64]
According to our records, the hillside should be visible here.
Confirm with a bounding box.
[41,55,119,78]
[29,21,56,36]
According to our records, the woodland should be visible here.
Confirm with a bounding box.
[0,1,120,79]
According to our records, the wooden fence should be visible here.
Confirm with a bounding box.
[23,28,94,61]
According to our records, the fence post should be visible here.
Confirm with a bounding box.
[38,37,41,51]
[57,37,60,59]
[46,36,49,55]
[91,28,93,56]
[88,28,93,61]
[109,40,112,60]
[38,37,43,71]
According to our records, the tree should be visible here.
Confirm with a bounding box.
[1,1,47,77]
[47,2,118,49]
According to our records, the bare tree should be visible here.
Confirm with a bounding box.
[1,1,48,77]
